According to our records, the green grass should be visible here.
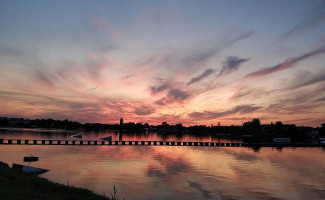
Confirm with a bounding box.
[0,162,111,200]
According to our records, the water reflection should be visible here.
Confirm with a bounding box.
[0,128,242,143]
[0,129,325,199]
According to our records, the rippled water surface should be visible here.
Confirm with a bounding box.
[1,129,325,200]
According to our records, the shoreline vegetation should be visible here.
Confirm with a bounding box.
[1,116,325,143]
[0,162,123,200]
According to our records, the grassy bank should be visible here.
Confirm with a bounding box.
[0,162,111,200]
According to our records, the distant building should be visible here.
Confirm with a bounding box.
[120,118,123,126]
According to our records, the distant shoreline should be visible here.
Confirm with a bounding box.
[1,117,325,144]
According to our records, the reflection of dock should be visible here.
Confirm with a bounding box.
[0,138,324,147]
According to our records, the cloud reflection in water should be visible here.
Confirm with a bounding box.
[0,145,325,200]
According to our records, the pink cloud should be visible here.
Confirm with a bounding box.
[243,46,325,79]
[89,16,124,41]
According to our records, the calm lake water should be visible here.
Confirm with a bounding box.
[1,128,325,200]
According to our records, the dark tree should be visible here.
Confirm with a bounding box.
[242,118,262,135]
[275,121,284,135]
[319,123,325,137]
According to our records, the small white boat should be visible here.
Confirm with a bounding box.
[12,163,49,175]
[71,133,82,139]
[100,136,112,141]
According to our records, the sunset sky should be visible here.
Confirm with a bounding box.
[1,0,325,127]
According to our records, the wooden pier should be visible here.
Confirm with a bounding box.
[0,138,324,147]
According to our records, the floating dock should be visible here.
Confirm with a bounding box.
[0,138,324,147]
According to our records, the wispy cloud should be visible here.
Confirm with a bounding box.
[0,89,164,123]
[138,31,253,77]
[155,88,190,105]
[288,71,325,89]
[244,46,325,79]
[150,82,172,95]
[34,69,56,89]
[85,84,101,91]
[283,84,325,105]
[168,89,190,101]
[189,104,261,120]
[0,90,95,117]
[31,57,109,92]
[219,56,249,76]
[134,106,155,116]
[262,101,323,119]
[187,69,215,86]
[180,31,253,71]
[312,96,325,103]
[228,86,270,101]
[231,70,325,102]
[279,2,325,41]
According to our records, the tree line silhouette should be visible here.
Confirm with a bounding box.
[1,117,324,143]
